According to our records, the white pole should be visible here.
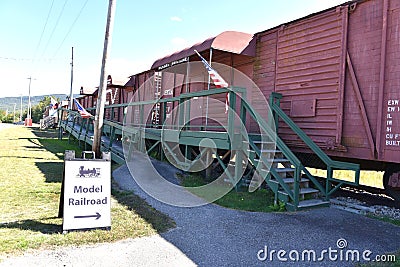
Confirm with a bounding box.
[27,77,33,120]
[93,0,116,157]
[205,48,212,128]
[68,47,74,109]
[20,94,23,121]
[13,103,16,122]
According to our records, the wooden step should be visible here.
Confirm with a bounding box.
[298,199,329,208]
[261,167,296,177]
[251,141,276,147]
[286,199,330,211]
[251,140,274,144]
[277,187,319,198]
[298,187,319,194]
[245,140,275,145]
[268,178,309,186]
[260,149,281,154]
[254,158,290,164]
[282,178,309,184]
[269,158,290,164]
[274,167,295,173]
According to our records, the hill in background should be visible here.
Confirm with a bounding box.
[0,94,71,113]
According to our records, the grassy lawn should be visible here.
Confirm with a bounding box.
[308,168,384,189]
[0,126,174,260]
[359,250,400,267]
[179,174,285,212]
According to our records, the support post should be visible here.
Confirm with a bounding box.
[93,0,116,158]
[205,148,212,180]
[376,0,389,159]
[68,47,74,109]
[19,94,23,121]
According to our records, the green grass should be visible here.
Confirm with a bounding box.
[357,250,400,267]
[0,126,174,260]
[308,168,384,189]
[179,174,285,212]
[367,215,400,227]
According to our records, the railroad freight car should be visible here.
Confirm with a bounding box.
[123,0,400,200]
[77,75,129,123]
[253,0,400,199]
[71,0,399,202]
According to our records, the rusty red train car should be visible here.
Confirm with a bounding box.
[76,0,399,199]
[77,75,130,121]
[252,0,400,197]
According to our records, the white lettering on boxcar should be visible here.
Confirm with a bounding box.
[385,99,400,147]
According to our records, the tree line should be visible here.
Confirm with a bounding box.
[0,96,59,123]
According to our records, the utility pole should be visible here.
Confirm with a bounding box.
[27,77,33,119]
[20,94,23,121]
[69,47,74,109]
[13,103,16,122]
[26,77,35,126]
[92,0,116,158]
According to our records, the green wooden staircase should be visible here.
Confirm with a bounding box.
[228,91,360,211]
[245,138,329,210]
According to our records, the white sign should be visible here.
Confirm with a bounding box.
[63,159,111,231]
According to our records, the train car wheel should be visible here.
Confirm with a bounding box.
[383,165,400,202]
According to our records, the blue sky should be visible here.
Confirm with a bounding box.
[0,0,346,98]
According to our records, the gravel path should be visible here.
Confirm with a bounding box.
[1,161,400,266]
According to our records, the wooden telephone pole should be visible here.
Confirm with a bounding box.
[92,0,116,158]
[68,47,74,109]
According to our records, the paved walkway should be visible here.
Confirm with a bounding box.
[113,163,400,267]
[1,159,400,266]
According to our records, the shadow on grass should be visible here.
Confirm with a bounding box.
[111,180,176,233]
[0,217,62,234]
[6,156,54,160]
[21,127,83,184]
[30,127,59,139]
[24,126,175,235]
[35,162,64,183]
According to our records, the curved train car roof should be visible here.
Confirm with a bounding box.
[150,31,255,70]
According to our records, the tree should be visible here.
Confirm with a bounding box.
[0,110,13,123]
[31,96,59,123]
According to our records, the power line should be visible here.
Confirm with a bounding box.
[0,56,60,62]
[40,0,69,58]
[52,0,90,58]
[33,0,55,61]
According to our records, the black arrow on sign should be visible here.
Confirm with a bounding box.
[74,212,101,220]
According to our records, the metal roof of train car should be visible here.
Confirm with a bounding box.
[151,31,255,70]
[80,86,98,96]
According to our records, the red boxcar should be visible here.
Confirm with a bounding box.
[252,0,400,196]
[84,0,400,199]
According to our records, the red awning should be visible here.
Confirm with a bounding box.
[151,31,255,70]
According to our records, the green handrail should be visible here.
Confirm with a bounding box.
[269,93,360,193]
[239,99,300,202]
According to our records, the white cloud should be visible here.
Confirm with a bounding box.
[170,16,182,22]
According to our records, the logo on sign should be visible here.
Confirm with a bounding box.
[77,166,101,178]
